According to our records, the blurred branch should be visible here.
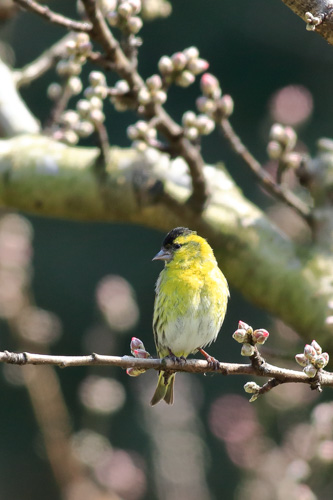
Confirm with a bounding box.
[13,0,92,32]
[1,349,333,389]
[281,0,333,45]
[14,34,75,88]
[0,59,40,135]
[219,118,312,224]
[0,134,333,344]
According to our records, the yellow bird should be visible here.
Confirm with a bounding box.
[151,227,229,406]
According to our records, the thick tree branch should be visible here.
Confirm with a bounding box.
[0,134,333,344]
[1,349,332,388]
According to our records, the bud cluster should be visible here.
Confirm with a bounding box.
[158,47,209,88]
[54,70,109,145]
[47,33,93,103]
[137,75,167,107]
[181,110,215,141]
[126,337,150,377]
[267,123,302,169]
[195,73,234,122]
[105,0,143,34]
[127,120,157,151]
[295,340,329,378]
[232,320,269,357]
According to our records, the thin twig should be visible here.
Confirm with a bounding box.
[1,350,333,388]
[13,0,92,32]
[14,33,75,88]
[44,81,73,133]
[219,118,313,224]
[94,122,110,167]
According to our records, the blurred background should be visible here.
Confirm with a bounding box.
[1,1,333,499]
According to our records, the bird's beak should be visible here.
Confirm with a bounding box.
[152,248,172,262]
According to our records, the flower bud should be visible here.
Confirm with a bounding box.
[232,328,248,343]
[47,83,62,100]
[182,111,197,127]
[77,99,91,118]
[200,73,221,98]
[126,367,145,377]
[133,348,150,358]
[90,96,103,110]
[283,126,297,149]
[284,152,302,169]
[311,340,322,355]
[249,393,259,403]
[63,129,79,145]
[118,2,133,18]
[269,123,285,142]
[68,76,83,95]
[175,70,195,87]
[171,52,187,71]
[89,71,106,87]
[75,120,94,138]
[128,0,141,14]
[61,110,80,127]
[241,343,255,357]
[295,353,308,367]
[115,80,130,94]
[127,125,139,140]
[153,90,167,104]
[89,109,105,124]
[196,96,216,114]
[238,321,253,334]
[184,127,199,141]
[158,56,173,74]
[267,141,283,160]
[187,58,209,75]
[138,87,151,105]
[130,337,144,352]
[252,328,269,345]
[314,352,329,369]
[196,114,215,135]
[65,39,77,55]
[93,85,108,100]
[244,381,260,393]
[304,363,317,378]
[218,95,234,117]
[106,11,119,26]
[183,46,199,60]
[304,344,317,361]
[127,16,143,34]
[146,74,162,90]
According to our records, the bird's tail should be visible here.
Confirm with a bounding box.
[150,372,175,406]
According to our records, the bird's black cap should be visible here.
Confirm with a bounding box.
[162,227,195,247]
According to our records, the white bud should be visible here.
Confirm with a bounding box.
[127,125,139,140]
[115,80,130,94]
[311,340,322,355]
[153,90,167,104]
[75,120,94,138]
[128,0,141,14]
[138,87,151,105]
[158,55,173,74]
[63,129,79,145]
[184,127,199,141]
[196,114,215,135]
[244,381,260,394]
[267,141,283,160]
[89,71,106,87]
[67,76,82,95]
[146,74,162,90]
[241,343,255,357]
[127,16,143,34]
[89,109,105,124]
[171,52,187,71]
[84,86,96,100]
[270,123,285,142]
[93,85,108,100]
[183,46,199,60]
[65,39,77,55]
[106,11,119,26]
[118,2,133,18]
[176,70,195,87]
[76,99,91,118]
[187,58,209,75]
[47,83,62,100]
[90,96,103,110]
[61,110,80,127]
[182,111,197,127]
[304,364,317,378]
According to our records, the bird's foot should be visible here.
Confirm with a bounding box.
[199,348,220,370]
[167,349,186,365]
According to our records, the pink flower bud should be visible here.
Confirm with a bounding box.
[218,94,234,117]
[252,329,269,345]
[133,348,150,359]
[314,352,329,369]
[187,58,209,75]
[130,337,144,353]
[311,339,322,355]
[232,328,248,343]
[238,321,253,334]
[171,52,187,71]
[295,353,308,367]
[304,344,317,361]
[200,73,221,98]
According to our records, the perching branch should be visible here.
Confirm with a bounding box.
[1,349,332,388]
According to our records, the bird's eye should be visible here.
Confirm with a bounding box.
[173,243,182,249]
